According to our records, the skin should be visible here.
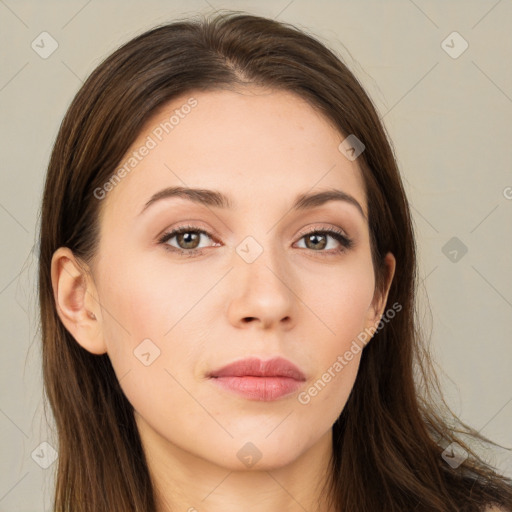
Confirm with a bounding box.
[52,87,395,512]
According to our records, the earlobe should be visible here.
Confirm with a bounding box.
[51,247,107,355]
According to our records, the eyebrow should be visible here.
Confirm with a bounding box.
[139,186,366,220]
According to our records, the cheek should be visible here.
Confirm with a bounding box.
[94,255,207,425]
[92,250,167,380]
[96,250,208,343]
[296,257,374,410]
[94,249,221,403]
[302,257,376,345]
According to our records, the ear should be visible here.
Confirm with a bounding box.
[364,252,396,332]
[51,247,107,355]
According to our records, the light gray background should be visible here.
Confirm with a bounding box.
[1,1,511,510]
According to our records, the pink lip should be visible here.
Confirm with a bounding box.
[208,357,306,401]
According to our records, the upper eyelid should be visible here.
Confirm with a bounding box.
[296,224,349,238]
[158,222,218,241]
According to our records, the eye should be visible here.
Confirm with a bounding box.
[157,224,354,257]
[158,225,219,256]
[295,227,353,255]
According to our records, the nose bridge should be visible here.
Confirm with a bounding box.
[227,231,296,328]
[237,232,292,292]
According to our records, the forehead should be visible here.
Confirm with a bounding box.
[99,87,367,222]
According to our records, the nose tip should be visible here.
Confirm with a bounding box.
[227,254,296,331]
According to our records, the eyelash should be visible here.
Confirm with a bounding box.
[157,224,354,257]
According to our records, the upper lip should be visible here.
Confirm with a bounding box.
[208,357,306,381]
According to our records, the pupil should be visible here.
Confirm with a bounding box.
[179,232,199,249]
[307,234,326,250]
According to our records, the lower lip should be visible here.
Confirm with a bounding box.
[209,376,304,401]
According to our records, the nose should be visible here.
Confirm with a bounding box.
[226,245,296,331]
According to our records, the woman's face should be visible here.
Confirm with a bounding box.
[70,87,394,471]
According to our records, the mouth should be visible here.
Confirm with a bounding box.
[207,357,306,401]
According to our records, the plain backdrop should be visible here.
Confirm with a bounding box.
[0,1,511,510]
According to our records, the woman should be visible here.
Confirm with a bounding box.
[38,11,512,512]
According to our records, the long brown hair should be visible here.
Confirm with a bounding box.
[38,11,512,511]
